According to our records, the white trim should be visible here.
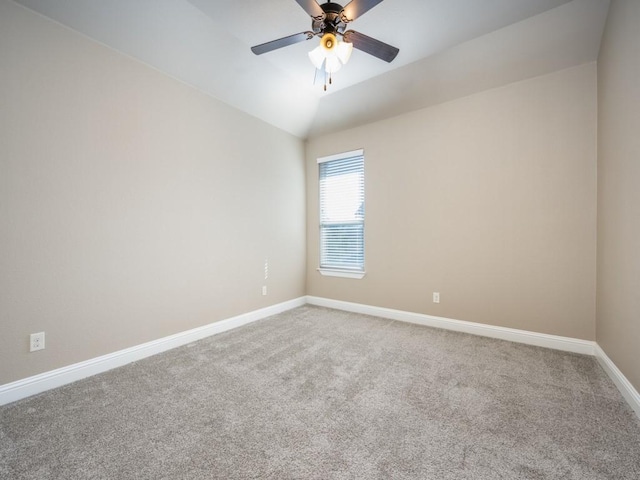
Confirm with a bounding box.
[0,297,305,406]
[317,268,366,279]
[317,148,363,164]
[305,296,596,355]
[305,296,640,419]
[4,295,638,422]
[594,344,640,418]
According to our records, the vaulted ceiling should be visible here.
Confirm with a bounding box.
[14,0,610,138]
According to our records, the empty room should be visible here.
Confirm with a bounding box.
[1,0,639,478]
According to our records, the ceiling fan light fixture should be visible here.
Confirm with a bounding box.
[320,33,337,52]
[308,34,353,75]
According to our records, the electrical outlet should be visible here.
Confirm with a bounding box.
[262,285,267,296]
[433,292,440,304]
[264,259,269,280]
[30,332,45,352]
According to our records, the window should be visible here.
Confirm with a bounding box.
[318,149,365,278]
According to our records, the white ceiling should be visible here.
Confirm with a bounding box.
[13,0,610,138]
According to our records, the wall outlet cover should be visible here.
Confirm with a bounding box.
[30,332,45,352]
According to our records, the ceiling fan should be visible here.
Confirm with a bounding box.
[251,0,399,89]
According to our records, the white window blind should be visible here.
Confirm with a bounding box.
[318,150,365,272]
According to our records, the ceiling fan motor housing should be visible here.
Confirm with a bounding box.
[313,2,347,36]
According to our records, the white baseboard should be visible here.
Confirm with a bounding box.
[595,345,640,418]
[305,296,596,355]
[306,296,640,419]
[0,297,306,406]
[4,295,639,422]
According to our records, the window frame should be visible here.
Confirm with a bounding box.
[317,149,366,279]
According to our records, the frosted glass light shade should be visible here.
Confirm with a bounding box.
[308,37,353,74]
[324,55,342,73]
[308,45,326,70]
[335,41,353,65]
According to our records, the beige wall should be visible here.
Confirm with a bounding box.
[0,1,306,385]
[597,0,640,391]
[306,63,597,340]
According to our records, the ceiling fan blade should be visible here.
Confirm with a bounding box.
[343,30,399,62]
[294,0,325,19]
[251,31,314,55]
[341,0,384,22]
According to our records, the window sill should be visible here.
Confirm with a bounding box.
[317,268,366,279]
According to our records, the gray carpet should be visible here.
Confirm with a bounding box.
[1,306,639,479]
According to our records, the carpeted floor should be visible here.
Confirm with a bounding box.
[1,305,639,479]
